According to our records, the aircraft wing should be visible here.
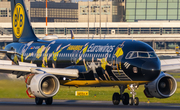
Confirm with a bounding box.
[161,58,180,71]
[0,60,78,79]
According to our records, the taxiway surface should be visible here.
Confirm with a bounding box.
[0,99,180,110]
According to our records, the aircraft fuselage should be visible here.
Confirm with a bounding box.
[5,39,161,86]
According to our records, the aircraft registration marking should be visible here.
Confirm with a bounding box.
[75,91,89,96]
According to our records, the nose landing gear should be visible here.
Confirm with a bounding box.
[129,84,139,106]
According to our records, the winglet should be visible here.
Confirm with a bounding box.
[70,30,74,39]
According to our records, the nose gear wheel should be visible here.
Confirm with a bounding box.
[134,97,139,105]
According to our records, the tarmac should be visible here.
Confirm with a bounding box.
[0,99,180,110]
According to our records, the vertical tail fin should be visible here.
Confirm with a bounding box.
[70,30,74,39]
[11,0,38,42]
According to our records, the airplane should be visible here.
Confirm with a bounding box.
[0,0,178,106]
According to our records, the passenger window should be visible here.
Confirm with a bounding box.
[138,52,148,58]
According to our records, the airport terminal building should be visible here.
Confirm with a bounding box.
[0,0,180,55]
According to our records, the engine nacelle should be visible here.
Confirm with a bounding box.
[27,73,60,98]
[144,72,177,98]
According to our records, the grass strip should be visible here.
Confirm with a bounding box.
[0,79,179,104]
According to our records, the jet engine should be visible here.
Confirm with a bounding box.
[144,72,177,98]
[26,73,60,98]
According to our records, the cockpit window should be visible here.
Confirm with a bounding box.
[126,51,133,58]
[125,51,157,59]
[138,52,149,58]
[132,52,138,58]
[149,52,156,58]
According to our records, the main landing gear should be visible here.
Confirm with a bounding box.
[112,84,139,106]
[35,97,53,105]
[112,86,129,105]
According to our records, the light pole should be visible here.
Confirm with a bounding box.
[46,0,48,36]
[88,0,89,39]
[100,0,101,39]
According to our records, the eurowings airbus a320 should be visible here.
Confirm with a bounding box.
[0,0,178,105]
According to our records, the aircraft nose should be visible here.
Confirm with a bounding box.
[141,59,161,81]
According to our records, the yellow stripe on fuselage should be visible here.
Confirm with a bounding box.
[60,80,150,87]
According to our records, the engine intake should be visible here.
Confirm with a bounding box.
[144,72,177,98]
[26,73,60,98]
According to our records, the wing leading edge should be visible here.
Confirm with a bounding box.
[0,60,78,79]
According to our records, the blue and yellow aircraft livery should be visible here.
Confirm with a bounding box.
[3,0,176,106]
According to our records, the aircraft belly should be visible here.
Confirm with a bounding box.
[61,80,150,86]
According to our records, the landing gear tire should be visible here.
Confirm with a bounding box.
[122,93,129,105]
[112,92,120,105]
[45,97,53,105]
[134,97,139,106]
[35,97,43,105]
[129,97,133,105]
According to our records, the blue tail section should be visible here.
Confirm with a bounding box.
[11,0,38,42]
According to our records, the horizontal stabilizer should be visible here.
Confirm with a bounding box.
[0,60,12,65]
[0,49,20,55]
